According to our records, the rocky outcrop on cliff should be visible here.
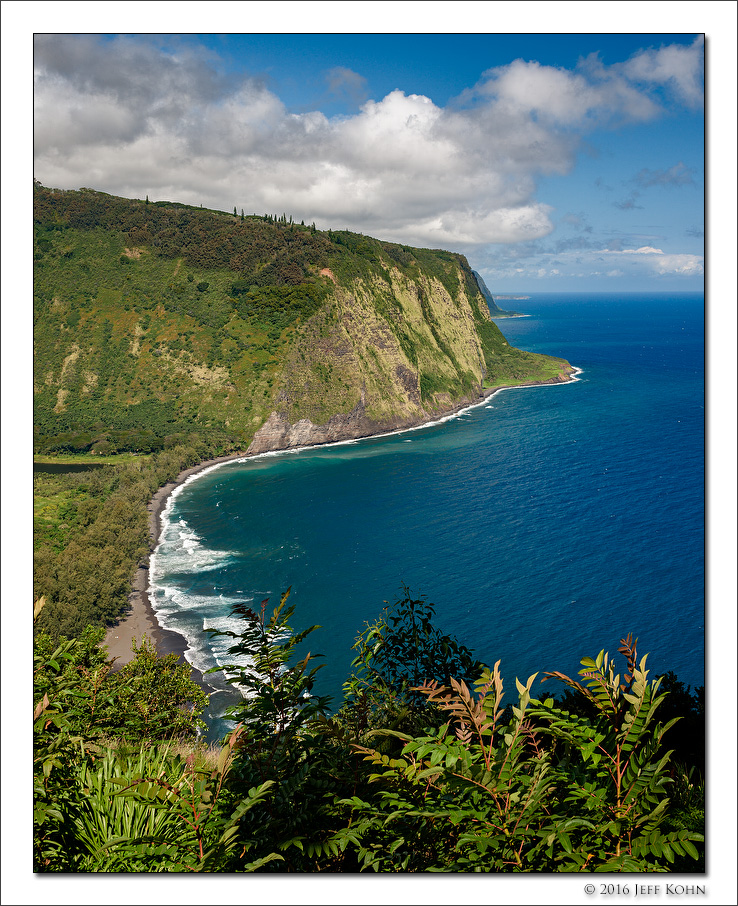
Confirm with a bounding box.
[33,184,571,456]
[246,257,572,455]
[247,389,376,454]
[248,383,486,455]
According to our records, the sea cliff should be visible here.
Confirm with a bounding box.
[33,184,570,458]
[34,183,573,644]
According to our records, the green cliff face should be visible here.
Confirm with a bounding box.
[33,184,572,455]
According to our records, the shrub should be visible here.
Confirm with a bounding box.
[339,635,704,871]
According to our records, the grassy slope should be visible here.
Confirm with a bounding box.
[34,186,569,456]
[34,225,283,452]
[33,187,572,636]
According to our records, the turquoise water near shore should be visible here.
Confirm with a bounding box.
[150,293,704,740]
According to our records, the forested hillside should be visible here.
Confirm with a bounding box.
[33,183,571,456]
[34,444,218,638]
[32,183,570,639]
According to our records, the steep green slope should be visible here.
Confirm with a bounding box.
[33,184,572,456]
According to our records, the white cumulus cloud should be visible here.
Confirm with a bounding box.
[622,36,705,109]
[616,246,664,255]
[649,254,704,276]
[33,34,704,257]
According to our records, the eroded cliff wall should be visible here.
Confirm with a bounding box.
[248,261,571,454]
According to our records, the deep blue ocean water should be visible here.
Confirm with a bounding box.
[149,293,704,740]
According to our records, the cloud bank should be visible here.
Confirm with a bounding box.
[474,242,704,287]
[34,34,704,253]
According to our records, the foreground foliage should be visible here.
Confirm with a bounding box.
[33,603,210,870]
[33,592,704,872]
[342,636,701,871]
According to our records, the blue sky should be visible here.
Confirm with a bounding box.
[29,27,713,292]
[0,0,731,298]
[29,28,711,292]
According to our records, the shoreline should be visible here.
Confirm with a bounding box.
[103,450,255,692]
[103,367,579,687]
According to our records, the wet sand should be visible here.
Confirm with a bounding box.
[103,452,251,689]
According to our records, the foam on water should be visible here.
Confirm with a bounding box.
[148,295,703,737]
[150,362,588,717]
[152,519,234,577]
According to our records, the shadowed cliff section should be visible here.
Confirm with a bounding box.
[472,269,523,318]
[33,183,572,456]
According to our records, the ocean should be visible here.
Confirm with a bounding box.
[149,292,705,741]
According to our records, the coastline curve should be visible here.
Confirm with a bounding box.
[104,367,581,682]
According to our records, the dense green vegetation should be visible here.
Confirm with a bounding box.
[33,441,224,639]
[34,184,334,453]
[34,182,568,456]
[34,592,704,872]
[34,183,683,874]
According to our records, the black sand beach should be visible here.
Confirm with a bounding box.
[103,452,253,691]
